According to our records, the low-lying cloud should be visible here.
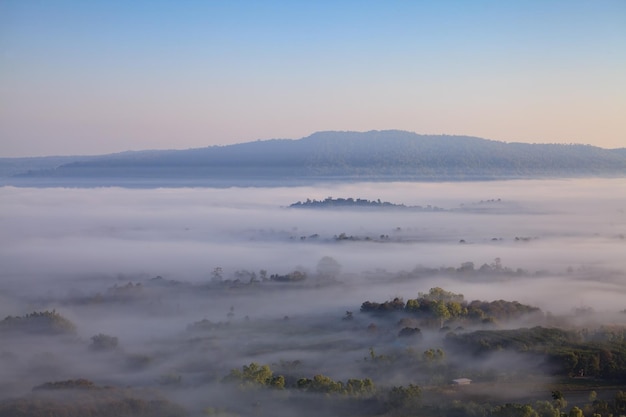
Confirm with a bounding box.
[0,178,624,414]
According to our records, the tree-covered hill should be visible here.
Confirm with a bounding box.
[3,131,625,185]
[0,379,187,417]
[0,311,76,335]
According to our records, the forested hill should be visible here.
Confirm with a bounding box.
[3,131,626,185]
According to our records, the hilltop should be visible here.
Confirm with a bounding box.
[2,130,625,186]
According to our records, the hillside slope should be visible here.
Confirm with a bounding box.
[3,131,625,186]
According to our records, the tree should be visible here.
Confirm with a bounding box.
[615,390,626,414]
[387,384,421,410]
[492,257,503,271]
[491,403,538,417]
[0,310,76,335]
[458,261,475,272]
[551,390,567,411]
[89,333,119,351]
[568,406,583,417]
[345,378,374,395]
[398,327,422,338]
[419,287,464,303]
[316,256,341,280]
[422,348,444,362]
[447,301,464,318]
[269,374,285,389]
[297,375,343,394]
[211,267,223,283]
[434,300,451,328]
[405,298,420,312]
[534,400,559,417]
[226,362,279,388]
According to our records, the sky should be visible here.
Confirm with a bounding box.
[1,0,625,157]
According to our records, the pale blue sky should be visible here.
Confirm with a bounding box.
[1,0,625,156]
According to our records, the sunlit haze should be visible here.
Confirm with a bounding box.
[1,1,625,157]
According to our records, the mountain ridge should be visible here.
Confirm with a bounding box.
[2,130,625,186]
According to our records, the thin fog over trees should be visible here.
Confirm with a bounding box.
[0,179,625,416]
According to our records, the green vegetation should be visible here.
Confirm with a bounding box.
[296,374,373,395]
[89,334,119,351]
[290,197,444,211]
[359,288,626,383]
[33,379,97,390]
[361,287,541,326]
[225,362,374,396]
[225,363,286,389]
[0,379,186,417]
[0,310,76,335]
[386,384,421,411]
[445,327,626,380]
[2,274,625,417]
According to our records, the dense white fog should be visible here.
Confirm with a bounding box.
[0,179,625,414]
[2,179,625,307]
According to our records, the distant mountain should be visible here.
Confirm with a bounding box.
[2,131,625,187]
[0,155,96,178]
